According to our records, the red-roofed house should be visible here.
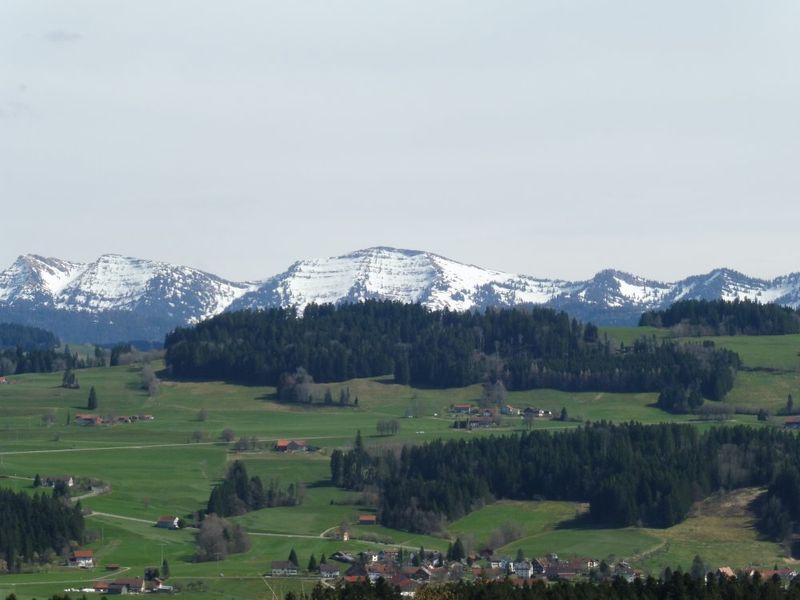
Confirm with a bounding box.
[358,514,377,525]
[156,516,179,529]
[70,550,94,568]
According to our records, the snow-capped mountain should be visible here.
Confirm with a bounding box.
[228,247,574,314]
[0,254,255,342]
[0,247,798,342]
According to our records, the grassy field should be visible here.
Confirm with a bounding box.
[0,329,799,597]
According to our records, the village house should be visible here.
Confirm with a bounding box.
[155,515,179,529]
[358,514,377,525]
[0,376,8,384]
[449,403,474,414]
[785,417,800,429]
[45,475,74,488]
[70,549,95,568]
[320,563,340,578]
[501,404,519,416]
[514,561,533,579]
[271,561,298,576]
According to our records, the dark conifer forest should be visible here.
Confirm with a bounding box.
[0,323,59,350]
[164,302,739,403]
[0,489,84,571]
[331,423,800,534]
[639,298,800,335]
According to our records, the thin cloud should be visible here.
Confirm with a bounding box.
[45,30,83,43]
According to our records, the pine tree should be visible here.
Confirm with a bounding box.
[33,473,41,488]
[308,554,318,572]
[288,548,298,566]
[320,553,326,565]
[560,407,568,422]
[161,558,170,579]
[515,548,524,562]
[788,394,794,415]
[87,386,98,410]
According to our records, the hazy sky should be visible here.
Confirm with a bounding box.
[1,1,798,282]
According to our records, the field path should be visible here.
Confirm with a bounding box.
[0,435,344,457]
[88,511,158,526]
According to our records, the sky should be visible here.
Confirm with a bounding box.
[1,1,799,283]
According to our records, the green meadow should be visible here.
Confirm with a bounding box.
[0,329,798,597]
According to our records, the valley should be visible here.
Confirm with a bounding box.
[0,328,798,598]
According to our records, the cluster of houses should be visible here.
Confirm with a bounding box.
[449,404,554,430]
[74,414,155,426]
[0,376,12,385]
[44,475,75,488]
[717,566,797,582]
[270,548,638,591]
[67,552,173,594]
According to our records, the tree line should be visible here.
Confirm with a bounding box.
[164,302,739,405]
[331,423,800,534]
[640,298,800,336]
[281,575,800,600]
[205,460,300,517]
[0,323,59,351]
[0,488,84,572]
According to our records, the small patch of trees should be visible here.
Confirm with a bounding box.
[376,419,400,436]
[61,368,79,389]
[194,514,250,562]
[206,460,301,517]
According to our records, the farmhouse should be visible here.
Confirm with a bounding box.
[74,414,103,426]
[45,475,74,488]
[785,417,800,429]
[0,376,8,384]
[155,515,179,529]
[275,439,307,452]
[501,404,519,416]
[70,549,95,568]
[271,561,298,576]
[449,403,474,414]
[358,514,377,525]
[108,577,146,594]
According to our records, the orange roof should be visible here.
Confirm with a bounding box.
[358,514,377,522]
[276,439,290,447]
[73,550,94,558]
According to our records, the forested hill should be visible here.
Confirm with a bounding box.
[332,423,800,534]
[639,298,800,335]
[0,322,59,350]
[165,301,739,405]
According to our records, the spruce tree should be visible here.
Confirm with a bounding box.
[33,473,41,488]
[288,548,298,566]
[452,538,465,561]
[87,386,98,410]
[162,558,170,579]
[308,554,318,572]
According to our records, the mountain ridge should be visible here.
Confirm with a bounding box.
[0,247,797,342]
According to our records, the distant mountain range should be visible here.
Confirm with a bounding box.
[0,247,798,343]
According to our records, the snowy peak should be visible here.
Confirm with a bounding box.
[229,246,573,313]
[0,254,85,304]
